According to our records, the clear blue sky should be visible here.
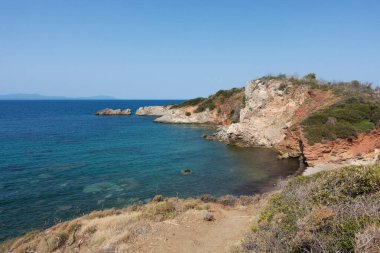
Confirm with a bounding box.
[0,0,379,99]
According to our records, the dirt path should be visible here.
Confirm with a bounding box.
[133,206,253,253]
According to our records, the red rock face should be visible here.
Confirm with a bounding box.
[303,128,380,166]
[275,89,339,158]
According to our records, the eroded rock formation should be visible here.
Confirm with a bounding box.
[213,79,338,148]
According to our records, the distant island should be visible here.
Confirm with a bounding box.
[0,93,116,100]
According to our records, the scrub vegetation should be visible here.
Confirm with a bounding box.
[302,98,380,144]
[0,195,257,253]
[172,87,244,113]
[238,165,380,253]
[262,73,380,145]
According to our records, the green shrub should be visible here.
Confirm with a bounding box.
[185,112,191,116]
[242,165,380,252]
[278,83,287,91]
[172,97,205,108]
[194,99,216,113]
[353,120,375,132]
[302,99,380,144]
[215,88,241,101]
[304,73,317,80]
[262,73,287,80]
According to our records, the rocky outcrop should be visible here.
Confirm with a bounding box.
[134,77,379,174]
[135,105,213,123]
[96,108,131,115]
[135,106,173,116]
[212,79,338,149]
[154,108,213,124]
[135,88,244,125]
[302,127,380,174]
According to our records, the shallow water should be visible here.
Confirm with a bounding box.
[0,100,299,241]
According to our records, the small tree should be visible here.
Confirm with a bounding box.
[304,73,317,80]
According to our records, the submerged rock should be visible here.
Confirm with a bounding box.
[83,182,123,194]
[181,169,192,175]
[96,108,131,115]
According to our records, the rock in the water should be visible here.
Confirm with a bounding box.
[96,108,131,115]
[181,169,192,175]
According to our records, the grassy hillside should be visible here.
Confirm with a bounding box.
[238,165,380,253]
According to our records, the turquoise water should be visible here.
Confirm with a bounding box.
[0,100,299,241]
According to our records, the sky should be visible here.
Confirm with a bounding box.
[0,0,379,99]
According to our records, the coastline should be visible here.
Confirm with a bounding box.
[132,76,380,176]
[0,100,301,244]
[3,77,380,250]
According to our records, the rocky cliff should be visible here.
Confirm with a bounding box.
[212,79,338,148]
[136,75,380,172]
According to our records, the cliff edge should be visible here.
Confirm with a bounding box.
[136,74,380,172]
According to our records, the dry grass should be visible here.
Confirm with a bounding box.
[355,225,380,253]
[0,195,252,253]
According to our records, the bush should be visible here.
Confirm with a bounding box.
[262,74,287,80]
[218,195,237,206]
[141,200,176,221]
[172,97,205,108]
[199,194,217,203]
[215,88,242,102]
[302,99,380,144]
[194,99,216,113]
[304,73,317,80]
[185,112,191,116]
[241,165,380,252]
[203,212,215,221]
[278,83,287,91]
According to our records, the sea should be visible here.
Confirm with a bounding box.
[0,100,299,241]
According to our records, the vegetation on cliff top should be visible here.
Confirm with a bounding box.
[173,87,243,111]
[173,87,245,123]
[239,165,380,253]
[302,98,380,145]
[263,73,380,145]
[172,97,205,108]
[263,73,379,103]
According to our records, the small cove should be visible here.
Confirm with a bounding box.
[0,100,299,241]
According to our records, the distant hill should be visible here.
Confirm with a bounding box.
[0,93,116,100]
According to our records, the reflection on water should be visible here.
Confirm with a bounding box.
[0,100,300,241]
